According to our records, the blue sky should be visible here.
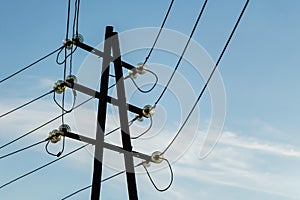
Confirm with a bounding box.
[1,0,300,199]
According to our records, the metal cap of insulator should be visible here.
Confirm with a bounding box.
[135,63,147,75]
[58,124,71,133]
[65,75,78,87]
[48,129,62,143]
[142,105,154,118]
[151,151,163,164]
[53,80,66,94]
[63,39,73,50]
[73,34,84,43]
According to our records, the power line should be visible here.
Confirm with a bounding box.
[0,46,64,84]
[128,69,158,93]
[108,0,173,93]
[154,0,208,106]
[143,158,173,192]
[162,0,250,154]
[142,0,175,65]
[131,116,153,139]
[61,163,143,200]
[0,144,88,189]
[0,139,47,160]
[104,117,137,136]
[0,90,54,119]
[0,97,93,150]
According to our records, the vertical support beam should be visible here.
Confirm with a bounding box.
[111,32,139,200]
[91,26,114,200]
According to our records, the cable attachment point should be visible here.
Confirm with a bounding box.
[48,129,63,143]
[142,105,155,118]
[65,74,78,88]
[59,124,71,133]
[53,80,66,94]
[151,151,163,164]
[128,63,147,78]
[73,34,84,43]
[63,39,73,50]
[142,160,151,168]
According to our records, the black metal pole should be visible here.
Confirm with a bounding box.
[111,31,139,200]
[91,26,114,200]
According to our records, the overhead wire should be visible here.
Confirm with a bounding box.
[130,116,153,139]
[0,144,89,189]
[143,158,173,192]
[153,0,208,107]
[61,162,143,200]
[142,0,175,66]
[0,90,54,119]
[53,90,77,113]
[0,132,64,160]
[0,97,93,150]
[109,0,174,93]
[61,0,72,125]
[0,139,47,160]
[128,69,159,93]
[0,46,64,84]
[45,137,65,157]
[162,0,250,154]
[104,116,137,136]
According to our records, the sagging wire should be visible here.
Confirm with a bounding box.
[153,0,208,107]
[0,90,54,119]
[161,0,250,154]
[142,0,174,66]
[0,130,64,160]
[143,158,173,192]
[53,89,77,113]
[128,69,158,93]
[0,46,64,84]
[0,144,89,189]
[108,0,174,93]
[130,116,153,139]
[56,45,78,65]
[0,97,93,150]
[45,124,71,157]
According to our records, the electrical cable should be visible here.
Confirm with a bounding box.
[143,158,173,192]
[162,0,250,154]
[0,140,47,160]
[107,75,130,90]
[154,0,208,106]
[128,69,158,93]
[56,46,78,65]
[0,46,64,84]
[110,0,173,93]
[131,116,153,139]
[0,144,88,189]
[45,136,66,157]
[0,97,93,150]
[0,90,54,119]
[53,90,77,113]
[142,0,175,66]
[104,117,137,136]
[61,0,72,125]
[61,162,143,200]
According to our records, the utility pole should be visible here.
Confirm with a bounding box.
[63,26,155,200]
[90,26,113,200]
